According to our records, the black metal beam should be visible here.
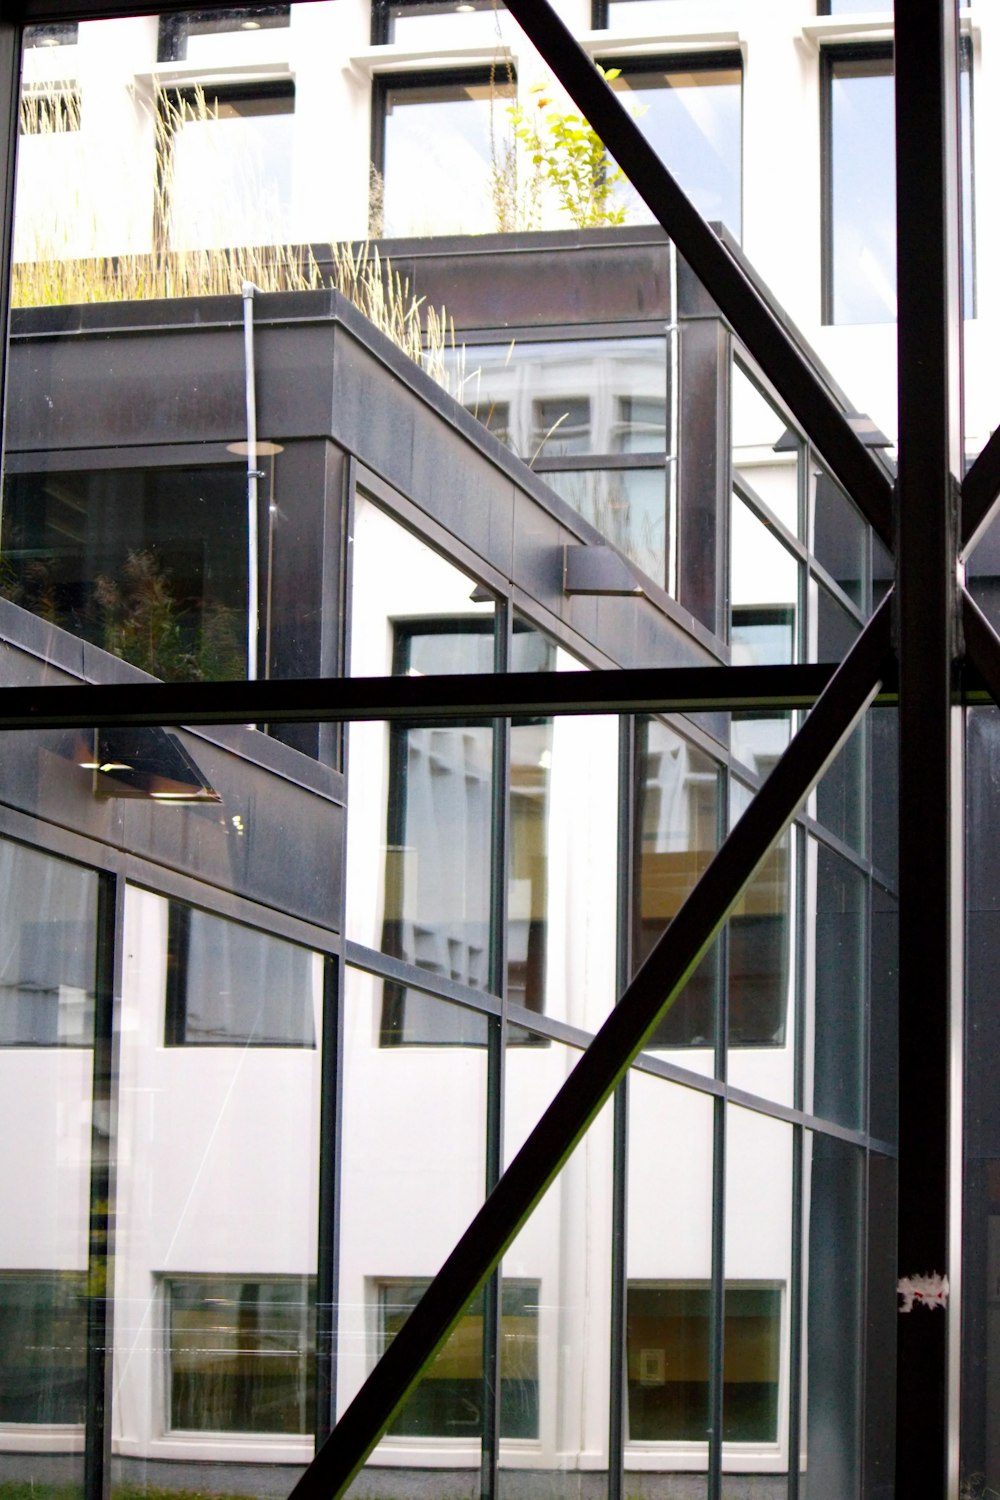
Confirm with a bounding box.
[961,425,1000,554]
[500,0,894,548]
[0,662,903,731]
[286,594,892,1500]
[893,2,963,1494]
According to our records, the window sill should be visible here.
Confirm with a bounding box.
[139,60,293,90]
[116,1434,313,1464]
[581,28,742,60]
[351,42,518,78]
[624,1442,784,1473]
[802,8,975,50]
[0,1425,83,1453]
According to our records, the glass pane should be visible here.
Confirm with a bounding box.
[387,1,516,48]
[731,496,799,665]
[728,784,793,1070]
[499,1058,612,1496]
[827,53,897,325]
[800,1133,864,1498]
[0,840,97,1500]
[113,884,323,1493]
[634,717,722,1060]
[805,839,866,1131]
[625,1074,713,1490]
[812,468,867,612]
[609,62,742,240]
[732,363,800,535]
[722,1107,792,1494]
[338,966,487,1468]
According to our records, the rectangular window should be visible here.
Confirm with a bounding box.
[822,42,974,322]
[372,70,514,238]
[0,840,98,1047]
[0,1272,88,1425]
[165,902,316,1047]
[626,1283,782,1444]
[379,1279,539,1439]
[158,7,291,63]
[167,1277,315,1434]
[23,23,79,47]
[372,0,509,47]
[1,465,249,681]
[606,55,742,240]
[158,83,295,251]
[453,337,673,588]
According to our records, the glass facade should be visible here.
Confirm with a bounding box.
[0,1,987,1498]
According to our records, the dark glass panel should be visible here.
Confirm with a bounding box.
[811,841,865,1130]
[0,1272,87,1423]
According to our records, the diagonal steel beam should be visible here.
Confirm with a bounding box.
[287,593,893,1500]
[962,425,1000,555]
[501,0,893,548]
[962,588,1000,706]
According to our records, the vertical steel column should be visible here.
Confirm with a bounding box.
[0,19,21,477]
[894,2,964,1494]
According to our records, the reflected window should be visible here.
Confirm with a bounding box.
[158,6,291,62]
[165,903,316,1047]
[167,1277,315,1434]
[381,618,495,1045]
[379,1279,539,1439]
[24,23,79,47]
[607,56,742,240]
[626,1283,781,1444]
[373,71,514,238]
[0,840,98,1048]
[823,43,973,323]
[1,465,249,681]
[453,337,672,587]
[159,83,295,251]
[0,1272,87,1424]
[373,0,509,46]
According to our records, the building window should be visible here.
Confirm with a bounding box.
[822,42,974,323]
[0,464,249,681]
[626,1283,782,1444]
[0,1273,88,1425]
[157,7,291,63]
[454,337,674,588]
[372,0,508,47]
[379,1279,539,1439]
[165,902,316,1047]
[604,55,742,240]
[158,82,295,251]
[167,1277,315,1434]
[371,70,514,238]
[0,840,98,1048]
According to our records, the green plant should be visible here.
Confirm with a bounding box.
[508,68,638,229]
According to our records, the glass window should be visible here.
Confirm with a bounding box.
[0,840,98,1047]
[158,7,291,63]
[160,84,296,251]
[165,903,316,1047]
[374,72,515,238]
[23,23,79,47]
[823,44,973,323]
[1,466,249,681]
[607,58,742,240]
[167,1276,315,1434]
[626,1283,782,1443]
[0,1272,88,1423]
[375,0,513,47]
[379,1279,539,1439]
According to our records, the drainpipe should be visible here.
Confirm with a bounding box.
[242,281,261,682]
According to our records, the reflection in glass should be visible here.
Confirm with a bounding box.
[509,624,556,1020]
[0,1272,87,1423]
[383,0,515,48]
[808,841,865,1130]
[544,467,667,584]
[168,1277,315,1433]
[813,468,867,610]
[1,466,248,681]
[634,718,721,1051]
[609,61,742,239]
[728,784,791,1052]
[730,494,799,665]
[380,1280,538,1438]
[0,840,98,1046]
[732,363,799,535]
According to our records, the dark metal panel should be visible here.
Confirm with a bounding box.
[893,1,964,1493]
[286,596,892,1499]
[500,0,894,547]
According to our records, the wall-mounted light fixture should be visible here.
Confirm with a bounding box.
[79,728,221,803]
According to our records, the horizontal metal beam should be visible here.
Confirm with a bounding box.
[501,0,894,549]
[287,593,893,1500]
[962,425,1000,555]
[0,661,906,730]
